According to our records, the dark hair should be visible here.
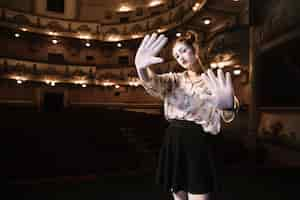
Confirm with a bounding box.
[173,30,208,71]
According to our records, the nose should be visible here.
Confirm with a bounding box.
[179,56,185,63]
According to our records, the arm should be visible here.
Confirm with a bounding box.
[136,65,157,83]
[135,33,175,99]
[137,66,176,99]
[201,69,239,123]
[135,33,168,83]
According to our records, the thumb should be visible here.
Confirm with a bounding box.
[149,57,164,65]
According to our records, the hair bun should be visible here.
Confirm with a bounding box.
[185,30,198,44]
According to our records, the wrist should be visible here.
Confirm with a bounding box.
[224,96,238,111]
[137,64,148,70]
[223,97,235,111]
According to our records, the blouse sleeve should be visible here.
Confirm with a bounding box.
[220,95,240,123]
[140,72,177,100]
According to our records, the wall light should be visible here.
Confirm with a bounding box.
[52,39,59,44]
[233,69,242,75]
[119,5,132,12]
[149,0,162,7]
[14,33,20,38]
[203,17,212,25]
[85,42,91,47]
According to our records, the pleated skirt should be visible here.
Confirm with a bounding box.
[155,119,215,194]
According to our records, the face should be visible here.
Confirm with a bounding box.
[172,42,197,69]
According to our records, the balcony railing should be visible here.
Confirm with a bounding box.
[0,0,206,41]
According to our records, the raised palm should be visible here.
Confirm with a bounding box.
[201,69,234,110]
[135,33,168,69]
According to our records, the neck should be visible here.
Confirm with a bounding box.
[187,70,201,79]
[188,63,202,77]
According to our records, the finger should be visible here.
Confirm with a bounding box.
[217,69,226,87]
[149,34,164,49]
[144,32,157,48]
[149,56,164,65]
[225,72,233,90]
[152,36,168,55]
[207,69,218,89]
[201,73,215,92]
[139,34,150,50]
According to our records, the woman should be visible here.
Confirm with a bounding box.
[135,31,239,200]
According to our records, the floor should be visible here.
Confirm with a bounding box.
[5,161,300,200]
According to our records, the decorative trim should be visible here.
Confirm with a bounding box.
[0,0,206,41]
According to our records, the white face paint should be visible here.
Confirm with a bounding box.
[172,42,197,69]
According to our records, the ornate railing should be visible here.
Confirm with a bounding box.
[0,57,179,86]
[0,0,206,41]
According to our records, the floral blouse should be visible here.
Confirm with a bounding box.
[140,71,239,135]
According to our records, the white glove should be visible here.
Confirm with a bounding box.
[135,33,168,70]
[200,69,234,110]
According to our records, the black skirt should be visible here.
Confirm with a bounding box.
[155,119,216,194]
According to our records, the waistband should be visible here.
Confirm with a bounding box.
[168,119,203,129]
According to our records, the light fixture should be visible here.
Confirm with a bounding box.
[131,34,141,39]
[129,81,139,87]
[107,35,121,42]
[14,33,20,38]
[149,0,162,7]
[103,81,115,86]
[51,81,56,86]
[81,84,87,88]
[85,42,91,47]
[48,31,58,36]
[192,1,203,11]
[115,84,120,89]
[20,28,27,32]
[157,28,166,33]
[52,39,58,44]
[203,18,212,25]
[233,0,240,2]
[233,69,241,75]
[176,32,182,37]
[117,43,122,48]
[14,76,25,84]
[78,34,91,40]
[119,5,132,12]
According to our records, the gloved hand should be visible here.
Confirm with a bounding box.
[135,33,168,70]
[200,69,234,110]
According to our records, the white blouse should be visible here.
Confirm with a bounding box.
[140,71,239,135]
